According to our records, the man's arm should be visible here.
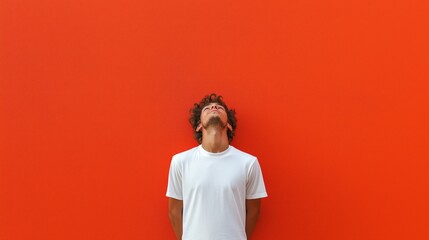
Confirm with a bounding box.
[245,198,262,239]
[168,197,183,240]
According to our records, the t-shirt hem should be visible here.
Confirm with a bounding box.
[166,192,183,200]
[246,192,268,199]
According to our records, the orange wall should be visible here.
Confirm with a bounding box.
[1,0,428,239]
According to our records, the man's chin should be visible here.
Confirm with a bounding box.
[204,116,226,129]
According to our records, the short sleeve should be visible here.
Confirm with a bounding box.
[246,159,268,199]
[166,157,183,200]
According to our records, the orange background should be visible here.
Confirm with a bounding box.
[1,0,428,239]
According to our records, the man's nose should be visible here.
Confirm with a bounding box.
[211,105,218,109]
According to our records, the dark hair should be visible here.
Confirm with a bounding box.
[189,93,237,144]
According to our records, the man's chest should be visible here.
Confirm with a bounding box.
[182,159,247,193]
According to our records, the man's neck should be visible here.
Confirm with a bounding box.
[201,127,229,153]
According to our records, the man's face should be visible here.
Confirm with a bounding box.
[199,103,229,130]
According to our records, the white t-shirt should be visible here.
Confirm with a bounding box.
[166,145,268,240]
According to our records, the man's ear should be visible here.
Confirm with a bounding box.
[227,123,233,131]
[196,124,202,132]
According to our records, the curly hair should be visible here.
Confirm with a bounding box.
[189,93,237,144]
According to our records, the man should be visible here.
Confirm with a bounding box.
[166,93,268,240]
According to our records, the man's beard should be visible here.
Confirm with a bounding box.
[202,116,227,129]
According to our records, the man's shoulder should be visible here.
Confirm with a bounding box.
[172,146,199,161]
[229,145,258,162]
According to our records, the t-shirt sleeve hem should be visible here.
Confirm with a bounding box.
[166,192,183,200]
[246,192,268,199]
